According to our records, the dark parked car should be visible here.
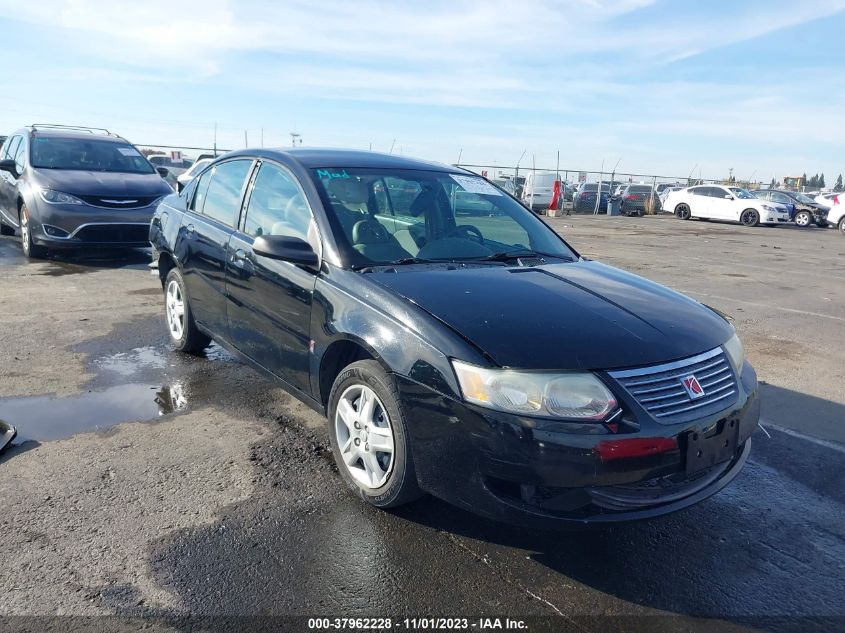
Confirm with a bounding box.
[753,189,827,227]
[0,125,173,258]
[619,184,656,216]
[572,182,611,213]
[150,149,758,527]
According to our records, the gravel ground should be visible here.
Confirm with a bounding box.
[0,215,842,630]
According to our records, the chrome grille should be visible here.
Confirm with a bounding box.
[608,347,738,424]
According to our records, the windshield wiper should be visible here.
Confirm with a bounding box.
[388,257,440,266]
[477,250,574,262]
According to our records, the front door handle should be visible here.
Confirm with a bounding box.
[231,248,249,267]
[185,224,196,239]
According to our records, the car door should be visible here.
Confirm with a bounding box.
[705,186,733,220]
[771,192,795,218]
[178,158,254,341]
[686,187,711,217]
[0,135,22,226]
[224,160,320,394]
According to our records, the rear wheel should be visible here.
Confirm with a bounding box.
[328,360,422,508]
[794,210,812,227]
[20,205,47,259]
[164,267,211,353]
[675,204,691,220]
[740,209,760,227]
[839,217,845,234]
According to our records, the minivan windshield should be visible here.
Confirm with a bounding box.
[30,137,155,174]
[311,168,577,268]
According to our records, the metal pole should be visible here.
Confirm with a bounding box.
[213,122,217,157]
[529,154,536,212]
[244,130,248,148]
[595,158,605,215]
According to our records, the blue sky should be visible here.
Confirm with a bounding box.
[0,0,843,183]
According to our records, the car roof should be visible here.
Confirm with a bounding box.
[20,127,128,143]
[222,148,464,173]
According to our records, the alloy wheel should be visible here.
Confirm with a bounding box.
[334,384,395,489]
[741,210,759,226]
[165,280,186,340]
[795,212,810,227]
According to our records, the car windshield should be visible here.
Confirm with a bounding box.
[729,187,757,199]
[793,192,814,203]
[311,168,577,268]
[30,137,155,174]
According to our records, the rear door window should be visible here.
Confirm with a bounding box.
[198,159,253,227]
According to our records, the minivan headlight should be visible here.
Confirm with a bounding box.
[723,333,745,372]
[451,360,618,420]
[39,189,83,205]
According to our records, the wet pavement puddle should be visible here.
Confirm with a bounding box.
[0,382,188,443]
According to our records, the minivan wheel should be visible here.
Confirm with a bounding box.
[794,211,812,227]
[675,204,691,220]
[328,360,422,508]
[20,205,47,259]
[163,268,211,353]
[740,209,760,227]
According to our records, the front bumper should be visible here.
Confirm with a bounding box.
[29,198,158,249]
[398,361,759,528]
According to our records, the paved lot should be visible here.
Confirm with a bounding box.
[0,215,843,630]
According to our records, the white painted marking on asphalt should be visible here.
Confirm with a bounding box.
[759,420,845,455]
[680,291,845,323]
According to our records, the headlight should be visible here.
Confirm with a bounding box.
[761,204,774,212]
[39,189,83,205]
[723,333,745,372]
[451,360,618,420]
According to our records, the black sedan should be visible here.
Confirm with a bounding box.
[753,189,828,227]
[149,149,759,528]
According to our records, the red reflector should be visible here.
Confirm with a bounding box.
[595,437,678,462]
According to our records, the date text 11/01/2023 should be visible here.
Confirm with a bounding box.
[307,617,528,630]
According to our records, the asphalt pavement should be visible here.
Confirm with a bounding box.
[0,215,843,632]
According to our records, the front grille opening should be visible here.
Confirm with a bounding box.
[73,224,149,243]
[609,348,739,424]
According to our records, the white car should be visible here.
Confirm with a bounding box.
[825,194,845,233]
[176,158,212,191]
[663,185,791,227]
[521,171,560,211]
[813,192,839,210]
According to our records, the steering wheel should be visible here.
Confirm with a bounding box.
[447,224,484,243]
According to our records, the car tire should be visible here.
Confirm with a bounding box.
[794,211,812,227]
[839,217,845,234]
[328,359,422,509]
[163,267,211,353]
[0,220,14,236]
[637,209,645,217]
[740,209,760,227]
[19,205,47,259]
[675,204,691,220]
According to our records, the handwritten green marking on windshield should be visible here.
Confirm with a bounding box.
[317,169,351,179]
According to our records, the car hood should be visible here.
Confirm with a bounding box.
[32,169,172,197]
[369,261,734,371]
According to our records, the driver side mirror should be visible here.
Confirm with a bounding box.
[156,167,169,178]
[0,159,18,177]
[253,235,319,268]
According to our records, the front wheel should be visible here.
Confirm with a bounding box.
[20,205,47,259]
[328,360,422,508]
[163,267,211,353]
[794,211,812,227]
[675,204,691,220]
[740,209,760,227]
[839,217,845,234]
